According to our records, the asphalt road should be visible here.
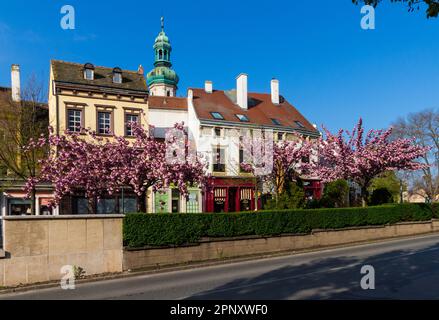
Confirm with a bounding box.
[3,233,439,300]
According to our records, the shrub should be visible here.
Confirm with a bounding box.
[123,203,435,248]
[264,182,305,210]
[432,203,439,218]
[318,179,349,208]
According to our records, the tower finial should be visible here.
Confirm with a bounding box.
[161,16,164,32]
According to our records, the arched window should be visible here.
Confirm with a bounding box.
[164,50,168,60]
[159,50,163,60]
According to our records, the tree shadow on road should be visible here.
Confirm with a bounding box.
[187,242,439,300]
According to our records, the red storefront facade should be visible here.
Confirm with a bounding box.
[204,177,323,213]
[204,177,257,213]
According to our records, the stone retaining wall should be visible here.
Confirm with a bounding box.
[0,215,124,287]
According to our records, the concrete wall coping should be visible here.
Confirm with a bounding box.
[1,214,125,221]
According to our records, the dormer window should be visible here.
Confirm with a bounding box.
[83,63,95,80]
[295,121,305,128]
[113,67,122,84]
[271,118,281,126]
[211,112,224,120]
[235,114,249,122]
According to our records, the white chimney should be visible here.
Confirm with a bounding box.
[11,64,21,102]
[236,73,248,110]
[205,80,213,93]
[271,78,279,104]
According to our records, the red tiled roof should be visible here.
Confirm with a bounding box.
[190,88,319,135]
[148,96,187,110]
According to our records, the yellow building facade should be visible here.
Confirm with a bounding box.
[47,60,149,214]
[48,61,149,139]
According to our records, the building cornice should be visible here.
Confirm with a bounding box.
[54,81,149,98]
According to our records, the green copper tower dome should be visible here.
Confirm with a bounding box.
[147,17,179,96]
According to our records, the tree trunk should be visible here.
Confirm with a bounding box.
[137,191,147,213]
[87,197,96,214]
[361,187,369,208]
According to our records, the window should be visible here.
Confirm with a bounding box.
[171,189,180,213]
[277,132,284,141]
[84,63,95,80]
[159,50,163,60]
[8,199,32,215]
[154,192,169,213]
[113,72,122,84]
[125,114,139,136]
[186,190,199,213]
[84,69,94,80]
[210,112,224,120]
[235,114,249,122]
[67,109,82,132]
[295,120,305,128]
[121,197,137,214]
[167,90,171,97]
[214,127,222,137]
[240,188,253,211]
[213,146,226,172]
[72,197,89,215]
[214,188,226,213]
[239,146,252,173]
[98,112,112,135]
[271,118,281,125]
[97,198,116,214]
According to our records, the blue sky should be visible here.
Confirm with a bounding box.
[0,0,438,131]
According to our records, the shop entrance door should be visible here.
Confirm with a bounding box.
[228,187,238,213]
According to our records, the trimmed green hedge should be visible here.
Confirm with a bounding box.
[123,203,437,248]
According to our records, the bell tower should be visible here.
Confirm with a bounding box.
[147,17,179,97]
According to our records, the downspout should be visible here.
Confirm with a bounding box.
[55,82,60,137]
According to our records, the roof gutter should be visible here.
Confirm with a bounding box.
[199,119,321,138]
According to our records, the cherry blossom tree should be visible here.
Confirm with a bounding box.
[116,122,207,212]
[25,122,207,214]
[240,130,316,205]
[318,118,429,207]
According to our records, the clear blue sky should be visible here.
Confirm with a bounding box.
[0,0,438,131]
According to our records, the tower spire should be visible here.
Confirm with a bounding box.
[147,17,179,97]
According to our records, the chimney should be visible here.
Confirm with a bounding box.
[11,64,21,102]
[271,78,279,104]
[205,81,213,94]
[236,73,248,110]
[137,64,144,75]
